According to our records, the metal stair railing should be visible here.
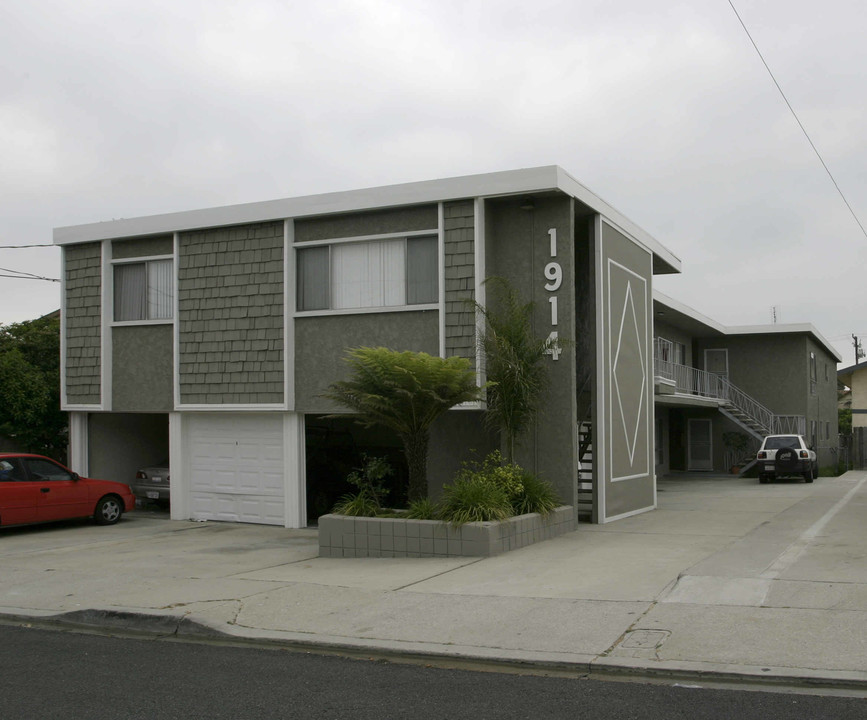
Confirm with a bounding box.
[717,377,775,435]
[653,348,804,439]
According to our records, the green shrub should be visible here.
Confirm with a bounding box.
[512,471,560,516]
[438,476,512,524]
[451,449,560,518]
[406,497,438,520]
[331,455,393,517]
[332,492,380,517]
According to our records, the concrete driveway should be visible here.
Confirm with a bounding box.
[2,472,867,691]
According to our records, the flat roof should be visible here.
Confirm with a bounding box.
[53,165,681,274]
[654,291,841,361]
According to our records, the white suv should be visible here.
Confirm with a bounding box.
[757,434,817,484]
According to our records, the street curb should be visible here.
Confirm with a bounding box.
[3,608,867,694]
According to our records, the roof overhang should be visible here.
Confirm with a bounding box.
[53,165,681,275]
[653,290,726,336]
[653,291,841,361]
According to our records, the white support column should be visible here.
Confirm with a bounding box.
[283,412,306,528]
[168,412,187,521]
[100,239,112,410]
[68,412,89,476]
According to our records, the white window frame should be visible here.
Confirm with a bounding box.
[294,230,440,317]
[111,254,175,326]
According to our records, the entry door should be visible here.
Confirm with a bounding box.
[704,349,729,380]
[687,419,713,471]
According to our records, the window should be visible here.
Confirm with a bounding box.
[0,458,26,482]
[23,457,73,482]
[114,258,173,322]
[810,352,817,394]
[297,236,438,312]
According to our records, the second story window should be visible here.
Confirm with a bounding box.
[810,352,817,394]
[114,258,173,322]
[297,236,438,312]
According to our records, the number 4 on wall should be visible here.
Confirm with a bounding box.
[544,331,561,361]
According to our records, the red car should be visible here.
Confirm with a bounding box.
[0,453,135,527]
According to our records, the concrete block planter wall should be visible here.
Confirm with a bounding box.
[318,506,574,558]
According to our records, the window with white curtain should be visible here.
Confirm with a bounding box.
[297,236,438,312]
[114,258,173,321]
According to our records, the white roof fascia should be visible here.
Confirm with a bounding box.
[725,324,842,362]
[53,166,682,275]
[555,167,681,274]
[653,291,841,361]
[652,290,726,335]
[54,166,564,245]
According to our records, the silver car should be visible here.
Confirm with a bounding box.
[132,460,170,505]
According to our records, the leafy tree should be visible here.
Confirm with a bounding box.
[473,278,552,463]
[839,407,852,435]
[0,314,66,460]
[323,347,482,502]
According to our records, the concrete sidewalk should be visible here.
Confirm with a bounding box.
[2,472,867,692]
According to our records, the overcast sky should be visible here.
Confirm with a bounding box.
[2,0,864,364]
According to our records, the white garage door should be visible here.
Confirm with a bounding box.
[187,414,285,525]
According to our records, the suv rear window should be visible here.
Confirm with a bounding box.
[764,436,799,450]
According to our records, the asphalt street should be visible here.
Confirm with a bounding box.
[2,624,865,720]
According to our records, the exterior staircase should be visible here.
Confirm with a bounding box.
[577,421,593,519]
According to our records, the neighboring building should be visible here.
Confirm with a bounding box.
[653,292,841,474]
[838,362,867,428]
[54,166,838,529]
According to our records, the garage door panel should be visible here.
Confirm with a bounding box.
[187,414,285,525]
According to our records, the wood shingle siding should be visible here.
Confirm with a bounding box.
[64,242,102,404]
[177,222,284,405]
[443,200,476,365]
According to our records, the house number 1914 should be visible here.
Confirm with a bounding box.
[545,228,561,360]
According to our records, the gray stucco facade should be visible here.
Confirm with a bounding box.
[56,166,692,528]
[653,292,841,475]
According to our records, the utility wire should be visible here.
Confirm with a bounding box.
[728,0,867,240]
[0,267,60,282]
[0,243,54,248]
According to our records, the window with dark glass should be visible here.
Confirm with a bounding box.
[296,236,438,312]
[114,259,173,321]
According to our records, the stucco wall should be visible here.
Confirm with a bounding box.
[177,222,284,405]
[112,235,173,259]
[597,221,655,518]
[64,242,102,405]
[426,410,497,500]
[112,324,173,412]
[694,334,806,416]
[851,367,867,429]
[485,194,578,508]
[294,205,437,242]
[294,310,439,413]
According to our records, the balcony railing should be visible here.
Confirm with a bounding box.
[654,357,720,397]
[654,351,804,437]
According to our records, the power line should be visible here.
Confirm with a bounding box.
[0,243,54,248]
[727,0,867,240]
[0,267,60,283]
